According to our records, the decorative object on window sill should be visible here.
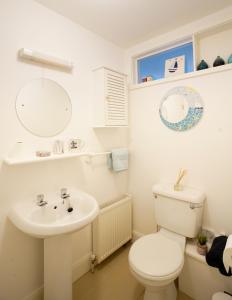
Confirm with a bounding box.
[213,56,225,67]
[142,75,153,82]
[228,54,232,64]
[165,55,185,78]
[159,86,204,131]
[197,59,209,70]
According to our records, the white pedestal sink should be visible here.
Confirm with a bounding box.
[9,190,99,300]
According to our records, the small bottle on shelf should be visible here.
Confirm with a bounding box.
[197,59,209,70]
[213,56,225,67]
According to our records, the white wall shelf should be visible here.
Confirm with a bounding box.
[4,151,111,166]
[185,240,206,264]
[130,63,232,91]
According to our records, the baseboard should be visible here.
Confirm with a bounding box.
[23,286,43,300]
[22,253,91,300]
[132,230,144,241]
[72,252,92,283]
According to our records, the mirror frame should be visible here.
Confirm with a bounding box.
[159,86,204,131]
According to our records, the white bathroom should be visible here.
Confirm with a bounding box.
[0,1,232,300]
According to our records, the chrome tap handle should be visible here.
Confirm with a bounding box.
[36,194,47,206]
[61,188,67,195]
[61,188,70,199]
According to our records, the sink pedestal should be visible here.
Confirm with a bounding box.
[44,234,72,300]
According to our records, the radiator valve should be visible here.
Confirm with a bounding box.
[90,254,97,273]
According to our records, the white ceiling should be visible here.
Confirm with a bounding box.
[35,0,232,48]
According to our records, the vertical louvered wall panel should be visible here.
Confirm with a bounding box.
[105,69,128,126]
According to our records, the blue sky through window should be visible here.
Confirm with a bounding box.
[137,42,194,83]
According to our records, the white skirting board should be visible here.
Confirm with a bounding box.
[132,230,144,241]
[72,252,92,283]
[22,254,91,300]
[23,286,43,300]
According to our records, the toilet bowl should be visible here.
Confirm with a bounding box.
[129,230,184,300]
[212,292,232,300]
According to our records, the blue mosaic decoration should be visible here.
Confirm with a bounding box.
[159,86,203,131]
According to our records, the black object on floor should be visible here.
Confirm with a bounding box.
[206,235,232,276]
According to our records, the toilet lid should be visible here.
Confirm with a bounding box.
[129,233,184,279]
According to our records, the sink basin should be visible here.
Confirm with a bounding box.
[9,189,99,300]
[9,190,99,238]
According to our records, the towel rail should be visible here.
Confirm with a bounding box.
[88,152,111,157]
[85,151,111,164]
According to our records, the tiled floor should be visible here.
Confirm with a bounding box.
[73,242,193,300]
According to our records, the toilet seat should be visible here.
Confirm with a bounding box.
[129,232,184,281]
[212,293,232,300]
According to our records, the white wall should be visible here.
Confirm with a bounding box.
[125,5,232,236]
[129,69,232,236]
[125,7,232,298]
[1,2,232,299]
[0,1,128,300]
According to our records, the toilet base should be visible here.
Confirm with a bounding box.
[144,282,177,300]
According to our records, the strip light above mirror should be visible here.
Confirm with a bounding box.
[18,48,74,70]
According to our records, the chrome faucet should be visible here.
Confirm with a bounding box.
[36,194,47,207]
[61,188,73,212]
[61,188,70,203]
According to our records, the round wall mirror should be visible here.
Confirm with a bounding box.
[159,86,203,131]
[16,78,72,137]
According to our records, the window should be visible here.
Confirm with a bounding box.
[137,42,194,83]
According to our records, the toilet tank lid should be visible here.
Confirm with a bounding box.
[152,183,205,204]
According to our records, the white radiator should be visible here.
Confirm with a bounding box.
[93,195,132,264]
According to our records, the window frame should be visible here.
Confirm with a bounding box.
[133,37,194,84]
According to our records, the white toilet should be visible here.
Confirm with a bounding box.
[129,183,205,300]
[212,293,232,300]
